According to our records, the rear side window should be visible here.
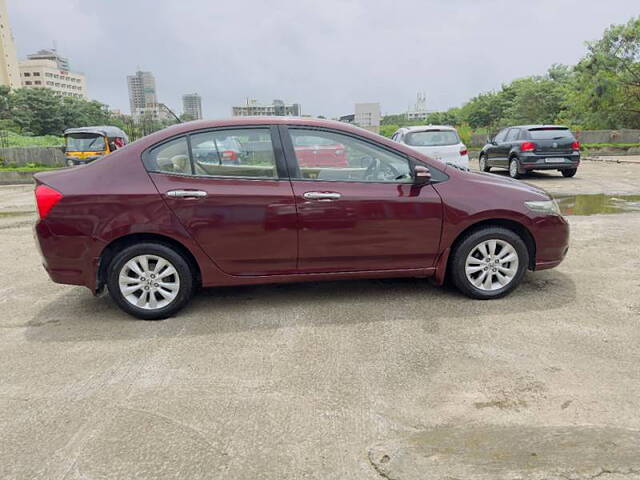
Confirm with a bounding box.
[505,129,520,141]
[528,128,574,140]
[146,137,191,175]
[190,129,276,178]
[404,130,460,147]
[144,128,277,179]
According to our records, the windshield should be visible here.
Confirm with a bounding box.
[66,133,106,152]
[528,128,574,140]
[405,130,460,147]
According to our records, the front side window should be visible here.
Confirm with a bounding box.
[405,130,460,147]
[289,129,412,183]
[190,128,276,178]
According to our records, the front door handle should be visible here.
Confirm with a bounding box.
[303,191,341,201]
[166,190,207,199]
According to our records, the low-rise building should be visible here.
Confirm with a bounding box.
[354,103,381,133]
[232,98,301,117]
[19,56,86,98]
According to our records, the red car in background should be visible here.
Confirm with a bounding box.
[293,135,348,167]
[33,117,569,320]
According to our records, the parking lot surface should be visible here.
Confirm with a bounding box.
[1,160,640,479]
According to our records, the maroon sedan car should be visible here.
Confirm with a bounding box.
[34,118,569,320]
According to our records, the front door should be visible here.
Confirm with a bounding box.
[282,127,443,273]
[145,127,298,276]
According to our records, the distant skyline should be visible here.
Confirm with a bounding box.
[7,0,640,119]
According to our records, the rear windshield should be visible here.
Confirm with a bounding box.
[405,130,460,147]
[527,128,574,140]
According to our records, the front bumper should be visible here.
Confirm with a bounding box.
[532,214,570,270]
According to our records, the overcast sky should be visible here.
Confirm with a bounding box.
[7,0,639,118]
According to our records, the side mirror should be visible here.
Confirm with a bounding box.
[414,165,431,185]
[487,136,496,145]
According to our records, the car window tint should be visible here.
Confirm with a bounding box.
[405,130,460,146]
[190,128,276,178]
[289,129,412,183]
[147,137,192,175]
[505,129,519,142]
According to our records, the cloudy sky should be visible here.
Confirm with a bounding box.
[7,0,639,118]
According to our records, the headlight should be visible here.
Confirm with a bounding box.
[525,199,561,215]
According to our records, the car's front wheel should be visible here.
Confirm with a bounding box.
[107,242,194,320]
[479,154,491,172]
[561,168,577,178]
[450,227,529,299]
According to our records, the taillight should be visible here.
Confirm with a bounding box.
[459,146,468,156]
[35,185,63,219]
[571,141,580,150]
[221,150,238,161]
[521,141,536,152]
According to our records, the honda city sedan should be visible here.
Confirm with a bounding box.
[34,118,569,320]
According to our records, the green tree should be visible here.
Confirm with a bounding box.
[564,16,640,128]
[9,88,64,136]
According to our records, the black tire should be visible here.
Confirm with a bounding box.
[479,154,491,172]
[450,227,529,300]
[561,168,577,178]
[107,242,194,320]
[509,158,522,179]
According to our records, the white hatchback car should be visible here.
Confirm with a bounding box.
[391,125,469,168]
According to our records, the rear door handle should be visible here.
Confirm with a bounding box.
[303,191,341,201]
[166,190,207,198]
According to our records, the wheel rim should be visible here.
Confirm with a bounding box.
[465,239,519,291]
[118,254,180,310]
[510,160,517,177]
[480,156,486,170]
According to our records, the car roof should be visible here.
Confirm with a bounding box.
[507,125,570,130]
[401,125,457,132]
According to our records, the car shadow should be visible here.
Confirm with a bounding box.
[26,269,576,343]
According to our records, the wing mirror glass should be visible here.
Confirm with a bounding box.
[414,165,431,185]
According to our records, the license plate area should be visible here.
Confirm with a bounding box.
[545,157,564,163]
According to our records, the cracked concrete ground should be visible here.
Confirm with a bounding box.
[1,159,640,479]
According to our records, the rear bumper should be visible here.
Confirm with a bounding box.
[532,214,570,270]
[34,220,100,291]
[520,152,580,171]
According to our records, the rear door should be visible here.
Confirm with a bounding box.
[144,126,298,276]
[281,126,444,273]
[495,128,519,167]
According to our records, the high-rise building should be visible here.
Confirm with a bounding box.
[354,103,381,133]
[127,70,157,115]
[19,50,87,99]
[0,0,21,89]
[182,93,203,120]
[232,98,301,117]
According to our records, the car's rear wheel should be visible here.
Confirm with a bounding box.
[561,168,577,178]
[479,154,491,172]
[450,227,529,299]
[509,158,522,179]
[107,243,194,320]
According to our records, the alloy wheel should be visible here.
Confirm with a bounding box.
[465,239,519,291]
[118,254,180,310]
[509,160,518,178]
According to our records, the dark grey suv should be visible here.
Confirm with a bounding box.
[479,125,581,179]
